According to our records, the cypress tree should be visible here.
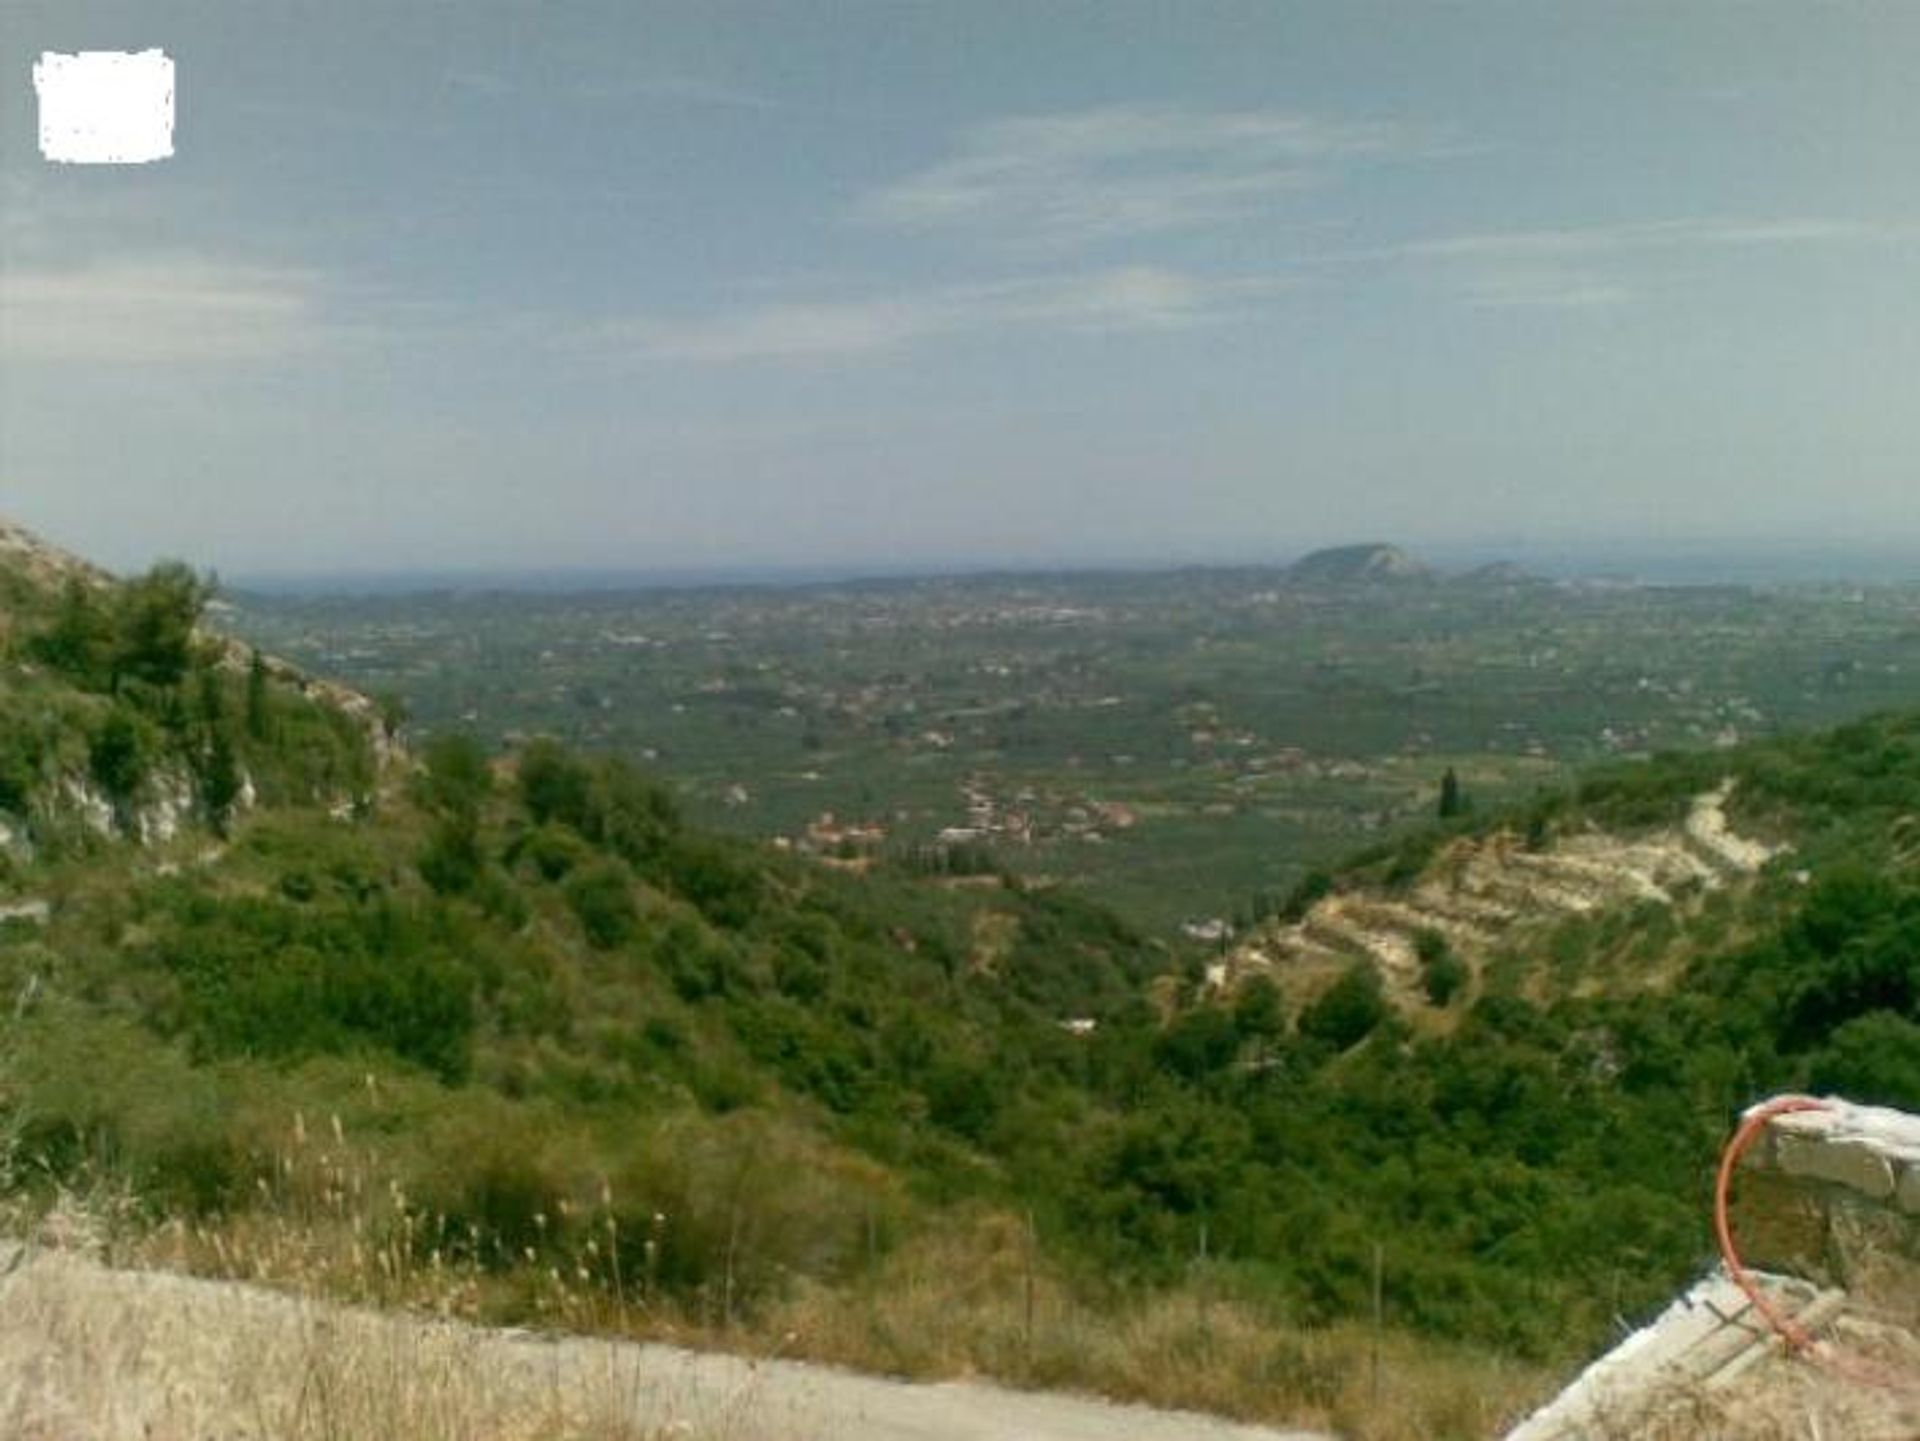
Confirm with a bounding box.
[246,649,271,740]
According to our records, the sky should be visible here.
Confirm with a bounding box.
[4,2,1920,579]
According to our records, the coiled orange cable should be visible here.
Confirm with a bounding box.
[1713,1094,1920,1395]
[1712,1094,1830,1355]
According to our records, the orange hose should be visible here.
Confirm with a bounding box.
[1713,1094,1920,1395]
[1712,1094,1829,1355]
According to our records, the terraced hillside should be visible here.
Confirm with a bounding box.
[1232,781,1786,1007]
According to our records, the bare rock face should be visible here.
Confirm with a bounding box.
[0,516,112,593]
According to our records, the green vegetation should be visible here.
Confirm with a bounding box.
[6,541,1920,1433]
[1416,929,1467,1007]
[227,566,1920,935]
[1,563,373,859]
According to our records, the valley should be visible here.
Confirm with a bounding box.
[4,521,1920,1438]
[224,550,1920,938]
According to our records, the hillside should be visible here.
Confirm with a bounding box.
[5,517,1920,1437]
[1226,780,1781,1012]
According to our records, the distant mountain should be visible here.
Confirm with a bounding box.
[1286,542,1432,585]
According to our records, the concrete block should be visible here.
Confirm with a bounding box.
[1775,1131,1896,1201]
[1730,1170,1833,1283]
[1899,1161,1920,1217]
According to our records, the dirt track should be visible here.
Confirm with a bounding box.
[0,1243,1330,1441]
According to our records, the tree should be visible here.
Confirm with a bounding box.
[519,738,593,831]
[201,727,242,835]
[112,562,214,691]
[197,665,226,727]
[1156,1004,1241,1080]
[33,578,114,684]
[1417,929,1468,1007]
[1300,964,1387,1051]
[1233,974,1286,1041]
[1438,767,1464,820]
[565,859,639,948]
[246,649,272,740]
[1809,1012,1920,1110]
[418,734,491,894]
[419,814,484,894]
[1282,869,1334,921]
[421,733,491,819]
[90,708,150,808]
[375,690,409,742]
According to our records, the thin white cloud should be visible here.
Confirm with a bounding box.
[0,258,324,363]
[1456,270,1631,311]
[1406,216,1909,261]
[586,267,1294,363]
[859,105,1405,248]
[1392,215,1920,312]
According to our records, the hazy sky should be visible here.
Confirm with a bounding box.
[4,3,1920,577]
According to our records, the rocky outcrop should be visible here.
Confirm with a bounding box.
[0,517,113,594]
[0,513,404,849]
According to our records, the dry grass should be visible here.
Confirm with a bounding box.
[1532,1308,1920,1441]
[0,1236,775,1441]
[0,1111,1557,1439]
[757,1209,1555,1440]
[1618,1317,1920,1441]
[0,1122,767,1441]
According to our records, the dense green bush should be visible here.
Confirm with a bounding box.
[515,821,590,881]
[1809,1012,1920,1110]
[1417,929,1468,1006]
[565,859,639,948]
[143,893,476,1082]
[89,706,152,805]
[1299,964,1387,1050]
[419,814,485,895]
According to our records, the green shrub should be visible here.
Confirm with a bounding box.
[1808,1012,1920,1110]
[149,895,475,1082]
[519,739,594,830]
[519,822,589,881]
[565,859,639,949]
[1300,964,1387,1050]
[111,562,214,690]
[1417,930,1468,1007]
[419,815,484,894]
[89,707,152,805]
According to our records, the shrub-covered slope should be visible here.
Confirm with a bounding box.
[4,518,1920,1433]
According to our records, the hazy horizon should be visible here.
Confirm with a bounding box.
[8,4,1920,576]
[212,533,1920,598]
